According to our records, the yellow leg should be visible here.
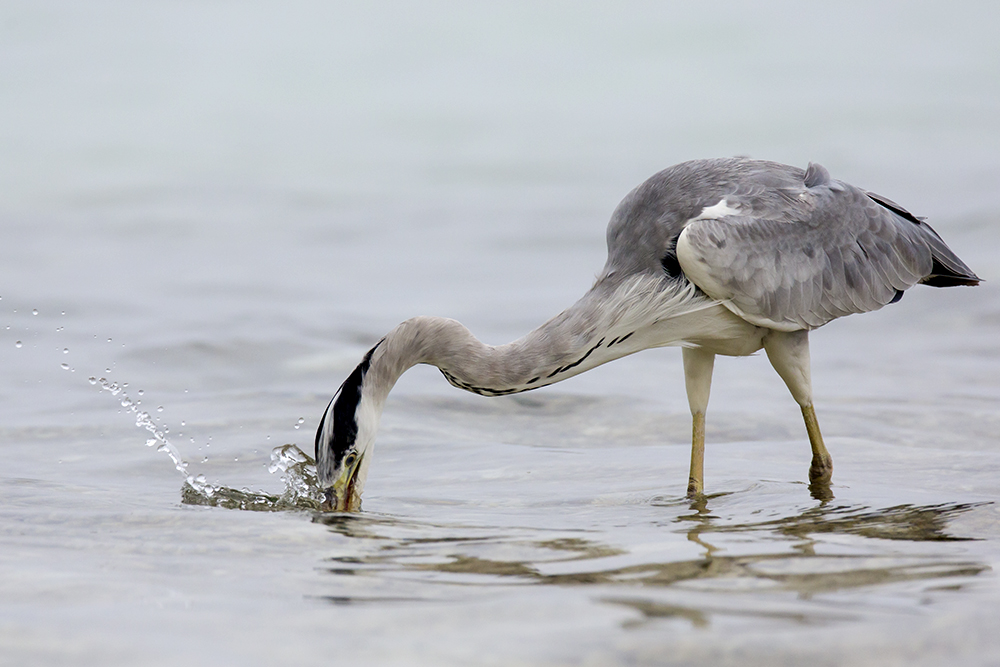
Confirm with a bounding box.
[763,331,834,496]
[688,411,705,497]
[683,347,715,498]
[801,404,832,484]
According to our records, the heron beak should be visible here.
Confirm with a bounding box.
[320,452,364,512]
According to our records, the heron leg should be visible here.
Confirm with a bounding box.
[683,347,715,497]
[763,330,833,488]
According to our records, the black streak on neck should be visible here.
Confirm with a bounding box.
[316,341,382,464]
[441,337,608,396]
[546,337,605,379]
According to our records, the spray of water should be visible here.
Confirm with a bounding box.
[90,376,189,475]
[90,376,321,511]
[181,444,323,511]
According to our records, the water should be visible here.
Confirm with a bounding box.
[3,1,1000,665]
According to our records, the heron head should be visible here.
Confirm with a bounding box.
[315,343,381,512]
[320,445,366,512]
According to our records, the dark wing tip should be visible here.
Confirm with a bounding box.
[921,245,981,288]
[865,191,923,225]
[866,191,981,288]
[921,267,981,287]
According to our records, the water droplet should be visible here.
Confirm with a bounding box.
[146,438,157,447]
[107,338,112,343]
[157,406,164,412]
[137,389,144,396]
[88,377,97,385]
[15,341,22,348]
[180,421,186,427]
[62,348,69,354]
[32,309,38,315]
[156,444,168,453]
[56,326,64,332]
[60,363,70,370]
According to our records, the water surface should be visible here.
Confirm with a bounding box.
[2,2,999,665]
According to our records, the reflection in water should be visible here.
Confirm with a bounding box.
[809,478,834,502]
[599,596,839,629]
[314,498,990,622]
[604,597,711,629]
[181,450,991,627]
[669,493,984,556]
[713,501,984,542]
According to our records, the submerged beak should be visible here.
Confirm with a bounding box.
[320,452,364,512]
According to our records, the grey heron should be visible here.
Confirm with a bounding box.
[315,158,979,511]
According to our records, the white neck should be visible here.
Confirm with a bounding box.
[375,274,717,396]
[318,273,720,491]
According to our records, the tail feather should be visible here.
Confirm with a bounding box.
[917,230,980,287]
[866,191,980,288]
[922,257,980,287]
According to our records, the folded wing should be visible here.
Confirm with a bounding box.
[676,173,978,331]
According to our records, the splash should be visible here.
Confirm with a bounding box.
[90,376,189,475]
[90,375,321,512]
[181,444,323,512]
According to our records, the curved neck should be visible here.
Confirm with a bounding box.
[316,273,712,489]
[367,273,709,402]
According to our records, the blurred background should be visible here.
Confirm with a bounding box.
[1,2,998,665]
[2,0,996,439]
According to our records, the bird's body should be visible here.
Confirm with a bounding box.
[316,158,979,511]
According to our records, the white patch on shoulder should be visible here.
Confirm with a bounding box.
[676,225,730,300]
[689,198,741,223]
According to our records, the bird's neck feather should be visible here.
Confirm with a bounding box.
[365,274,712,402]
[331,274,715,492]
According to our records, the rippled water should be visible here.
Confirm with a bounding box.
[3,2,1000,665]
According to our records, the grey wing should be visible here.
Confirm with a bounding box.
[675,183,936,331]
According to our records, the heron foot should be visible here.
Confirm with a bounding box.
[808,453,834,501]
[808,453,833,485]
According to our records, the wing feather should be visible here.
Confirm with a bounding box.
[676,182,940,331]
